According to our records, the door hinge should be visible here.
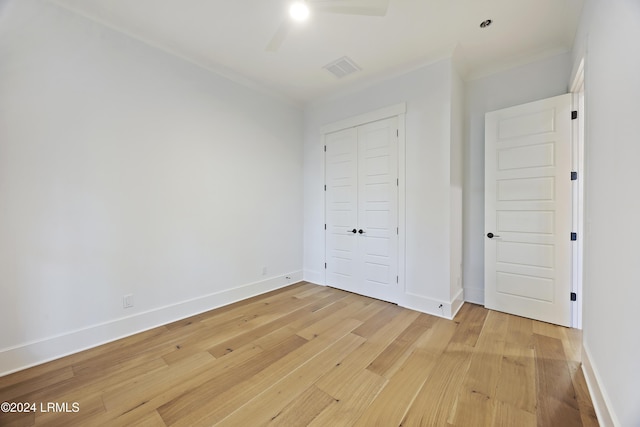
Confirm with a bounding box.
[396,129,399,137]
[324,145,327,152]
[396,227,399,235]
[571,232,577,241]
[571,171,578,181]
[571,110,578,120]
[324,184,326,191]
[324,262,327,269]
[396,178,399,186]
[324,224,326,230]
[396,276,399,284]
[570,292,577,301]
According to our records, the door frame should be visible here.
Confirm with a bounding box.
[570,58,585,329]
[321,103,407,296]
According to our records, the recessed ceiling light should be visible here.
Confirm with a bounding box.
[480,19,492,28]
[290,2,310,21]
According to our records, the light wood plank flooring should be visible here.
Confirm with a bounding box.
[0,282,599,426]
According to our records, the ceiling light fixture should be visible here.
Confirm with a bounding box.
[289,2,310,21]
[480,19,492,28]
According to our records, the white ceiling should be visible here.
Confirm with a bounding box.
[49,0,584,105]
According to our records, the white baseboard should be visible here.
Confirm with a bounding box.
[582,343,617,427]
[304,271,465,321]
[463,286,484,305]
[399,289,464,320]
[303,269,325,286]
[0,271,303,377]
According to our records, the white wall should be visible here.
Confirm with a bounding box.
[462,52,572,304]
[572,1,640,425]
[303,58,463,316]
[0,0,303,375]
[450,62,464,302]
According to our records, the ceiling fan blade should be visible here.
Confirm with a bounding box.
[315,5,387,16]
[313,0,389,16]
[266,19,292,52]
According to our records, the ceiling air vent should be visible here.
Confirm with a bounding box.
[323,56,361,78]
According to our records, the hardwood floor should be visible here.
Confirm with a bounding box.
[0,282,599,426]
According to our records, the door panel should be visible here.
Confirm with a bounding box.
[485,94,572,326]
[325,128,359,294]
[496,241,554,268]
[358,117,398,302]
[496,272,553,302]
[496,210,554,234]
[497,177,555,201]
[497,109,556,139]
[497,142,555,170]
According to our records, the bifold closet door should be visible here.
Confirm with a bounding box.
[325,117,399,302]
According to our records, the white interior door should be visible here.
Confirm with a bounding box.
[485,94,572,326]
[325,116,399,302]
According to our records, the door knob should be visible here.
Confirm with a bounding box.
[358,229,366,234]
[487,232,500,238]
[350,229,357,234]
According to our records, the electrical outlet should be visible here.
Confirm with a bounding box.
[123,294,134,309]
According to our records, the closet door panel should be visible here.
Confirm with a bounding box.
[357,117,399,302]
[325,128,360,294]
